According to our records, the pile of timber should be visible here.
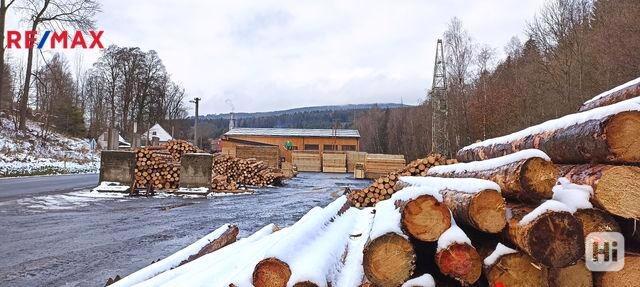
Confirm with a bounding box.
[165,140,200,162]
[235,145,280,168]
[133,140,200,190]
[291,151,322,172]
[322,152,347,173]
[348,153,457,207]
[364,153,406,179]
[211,154,285,191]
[346,151,367,172]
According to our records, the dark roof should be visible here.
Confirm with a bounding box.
[224,128,360,138]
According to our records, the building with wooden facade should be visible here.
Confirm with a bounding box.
[221,128,360,153]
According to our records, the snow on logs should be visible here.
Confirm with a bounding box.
[456,97,640,164]
[558,164,640,218]
[435,224,482,285]
[580,76,640,112]
[400,176,506,233]
[504,200,584,268]
[427,149,559,202]
[483,243,549,287]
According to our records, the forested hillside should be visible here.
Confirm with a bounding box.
[356,0,640,160]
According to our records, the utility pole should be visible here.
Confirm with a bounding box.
[430,39,450,156]
[190,97,201,147]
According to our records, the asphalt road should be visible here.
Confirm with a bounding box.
[0,173,99,201]
[0,172,369,287]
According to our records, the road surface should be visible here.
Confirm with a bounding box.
[0,173,99,201]
[0,172,369,286]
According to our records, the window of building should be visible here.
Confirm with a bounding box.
[304,144,319,150]
[323,144,337,151]
[152,131,157,135]
[341,145,356,151]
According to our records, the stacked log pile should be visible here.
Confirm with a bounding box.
[134,141,195,189]
[364,153,406,179]
[348,153,457,207]
[211,154,285,191]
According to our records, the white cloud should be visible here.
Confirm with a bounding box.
[5,0,546,114]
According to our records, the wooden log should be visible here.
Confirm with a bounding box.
[574,208,621,238]
[594,253,640,287]
[428,150,559,202]
[400,194,451,242]
[484,245,549,287]
[252,257,291,287]
[435,226,482,285]
[558,164,640,218]
[456,105,640,164]
[178,225,239,266]
[363,232,416,287]
[400,177,506,233]
[579,78,640,111]
[549,259,593,287]
[504,202,584,268]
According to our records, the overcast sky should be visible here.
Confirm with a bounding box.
[6,0,546,115]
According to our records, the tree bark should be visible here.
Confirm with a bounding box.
[580,81,640,112]
[440,188,506,233]
[178,225,238,266]
[427,157,558,202]
[573,208,621,239]
[456,111,640,165]
[504,203,584,268]
[558,164,640,219]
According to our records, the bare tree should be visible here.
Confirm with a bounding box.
[0,0,17,111]
[475,44,495,139]
[16,0,100,130]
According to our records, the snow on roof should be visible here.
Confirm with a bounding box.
[142,123,173,142]
[224,128,361,138]
[461,96,640,151]
[584,76,640,104]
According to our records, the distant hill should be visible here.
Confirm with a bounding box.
[199,103,409,120]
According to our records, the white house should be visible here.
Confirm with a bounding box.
[97,131,131,149]
[142,123,173,143]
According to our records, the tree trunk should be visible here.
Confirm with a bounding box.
[504,203,584,268]
[178,225,238,266]
[573,208,621,239]
[484,251,549,287]
[594,254,640,287]
[441,188,506,233]
[362,232,416,287]
[252,257,291,287]
[400,194,452,242]
[558,164,640,219]
[427,157,558,202]
[580,80,640,112]
[456,111,640,164]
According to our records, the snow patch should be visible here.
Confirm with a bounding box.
[333,208,375,287]
[584,77,640,104]
[483,243,518,266]
[428,149,550,174]
[402,274,436,287]
[462,97,640,151]
[400,176,501,193]
[437,222,472,252]
[93,181,130,192]
[519,200,575,225]
[552,178,593,210]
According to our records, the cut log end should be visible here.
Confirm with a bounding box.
[595,165,640,218]
[549,259,593,287]
[363,233,416,286]
[574,209,621,239]
[292,282,319,287]
[594,254,640,287]
[401,195,451,241]
[435,243,482,285]
[252,257,291,287]
[525,211,584,267]
[606,111,640,163]
[522,157,558,200]
[469,190,506,233]
[485,252,549,287]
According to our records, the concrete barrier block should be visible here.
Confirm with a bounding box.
[180,153,213,188]
[99,151,136,184]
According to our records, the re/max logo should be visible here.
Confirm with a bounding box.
[5,30,104,49]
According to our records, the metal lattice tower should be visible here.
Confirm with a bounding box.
[430,39,450,155]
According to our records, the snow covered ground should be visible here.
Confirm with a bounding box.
[0,117,99,177]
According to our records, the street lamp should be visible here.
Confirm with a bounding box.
[190,97,201,147]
